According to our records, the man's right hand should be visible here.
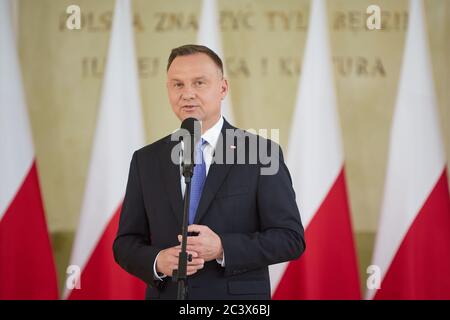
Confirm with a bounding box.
[155,246,205,277]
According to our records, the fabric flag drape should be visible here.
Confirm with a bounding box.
[368,0,450,300]
[0,0,58,299]
[197,0,235,124]
[270,0,361,299]
[65,0,146,299]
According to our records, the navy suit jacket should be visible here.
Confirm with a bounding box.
[113,119,305,299]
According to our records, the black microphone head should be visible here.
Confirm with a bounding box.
[180,117,201,141]
[180,117,198,135]
[180,118,201,170]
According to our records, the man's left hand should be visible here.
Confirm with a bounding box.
[178,225,223,262]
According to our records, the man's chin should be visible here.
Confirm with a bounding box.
[181,110,202,120]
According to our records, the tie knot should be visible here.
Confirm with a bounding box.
[197,138,207,150]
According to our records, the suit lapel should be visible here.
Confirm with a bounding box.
[159,137,183,228]
[194,120,237,224]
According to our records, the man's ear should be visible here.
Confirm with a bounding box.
[221,78,229,97]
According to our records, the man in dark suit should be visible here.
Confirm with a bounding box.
[113,44,305,299]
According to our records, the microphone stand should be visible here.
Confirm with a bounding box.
[172,149,194,300]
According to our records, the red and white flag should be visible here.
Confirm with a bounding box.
[65,0,146,299]
[197,0,235,124]
[0,0,58,299]
[270,0,361,299]
[368,0,450,300]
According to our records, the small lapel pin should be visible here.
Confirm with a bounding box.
[230,145,236,149]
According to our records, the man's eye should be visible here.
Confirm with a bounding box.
[195,81,205,86]
[174,83,183,88]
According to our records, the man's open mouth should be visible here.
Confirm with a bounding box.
[182,105,198,110]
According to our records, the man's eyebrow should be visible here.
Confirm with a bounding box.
[192,76,208,81]
[168,76,209,82]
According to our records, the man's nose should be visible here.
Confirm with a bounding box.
[181,86,196,100]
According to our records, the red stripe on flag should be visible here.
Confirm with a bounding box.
[67,205,146,300]
[0,162,58,299]
[374,169,450,299]
[273,168,361,299]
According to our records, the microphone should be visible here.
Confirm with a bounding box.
[180,117,201,179]
[173,117,201,299]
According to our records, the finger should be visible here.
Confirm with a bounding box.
[186,236,200,245]
[185,245,199,252]
[195,261,205,270]
[186,267,195,274]
[187,250,199,258]
[187,264,204,273]
[178,235,200,246]
[170,247,182,255]
[174,244,196,253]
[187,224,206,234]
[173,245,198,255]
[172,250,199,264]
[187,263,202,269]
[187,269,198,276]
[188,258,205,266]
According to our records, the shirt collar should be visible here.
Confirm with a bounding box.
[201,115,223,149]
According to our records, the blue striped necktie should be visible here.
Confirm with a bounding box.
[188,138,207,225]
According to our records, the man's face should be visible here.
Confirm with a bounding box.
[166,53,228,130]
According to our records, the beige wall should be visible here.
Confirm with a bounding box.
[19,0,450,238]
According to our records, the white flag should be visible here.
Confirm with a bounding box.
[368,0,450,300]
[65,0,146,299]
[0,0,58,299]
[270,0,360,299]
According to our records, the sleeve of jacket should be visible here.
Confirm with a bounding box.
[113,150,164,287]
[219,143,306,276]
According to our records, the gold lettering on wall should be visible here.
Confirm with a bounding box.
[81,57,160,78]
[57,9,407,33]
[59,11,145,32]
[334,57,386,77]
[279,57,301,76]
[220,10,255,31]
[226,57,252,77]
[80,56,387,79]
[333,10,408,31]
[265,11,308,31]
[153,12,198,32]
